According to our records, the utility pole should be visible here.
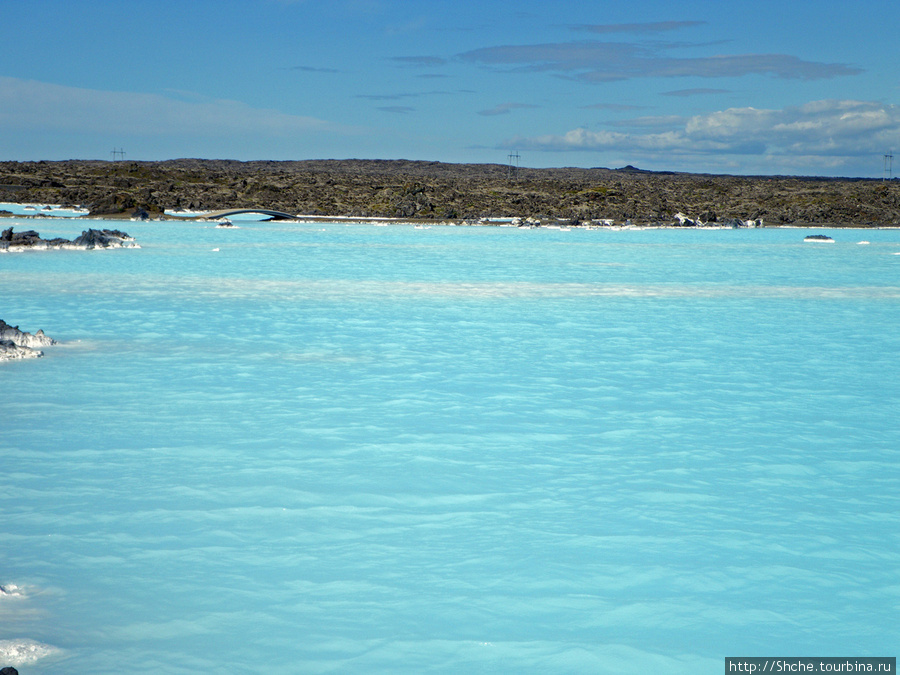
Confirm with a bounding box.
[884,152,893,181]
[111,148,126,161]
[507,151,520,181]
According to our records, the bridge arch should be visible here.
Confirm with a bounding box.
[201,208,298,221]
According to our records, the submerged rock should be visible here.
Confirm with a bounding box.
[0,226,139,251]
[0,320,57,361]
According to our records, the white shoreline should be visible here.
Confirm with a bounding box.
[4,202,900,229]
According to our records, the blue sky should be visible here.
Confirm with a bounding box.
[2,0,898,176]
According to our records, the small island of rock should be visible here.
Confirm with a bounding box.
[0,320,57,361]
[0,227,139,251]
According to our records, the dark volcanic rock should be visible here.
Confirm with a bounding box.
[1,159,899,226]
[0,226,139,251]
[0,319,56,361]
[71,228,137,249]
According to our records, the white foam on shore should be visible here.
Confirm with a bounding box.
[0,639,61,666]
[0,583,26,598]
[0,202,89,217]
[0,584,61,666]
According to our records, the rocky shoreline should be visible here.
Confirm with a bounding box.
[0,226,139,251]
[0,320,56,361]
[1,159,899,227]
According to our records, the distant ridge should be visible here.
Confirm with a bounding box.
[615,165,678,176]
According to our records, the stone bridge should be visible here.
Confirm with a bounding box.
[201,208,297,220]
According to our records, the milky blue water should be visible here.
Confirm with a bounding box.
[2,217,899,674]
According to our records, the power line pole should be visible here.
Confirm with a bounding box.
[111,148,126,161]
[507,151,520,181]
[884,152,893,181]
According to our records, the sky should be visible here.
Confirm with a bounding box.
[2,0,899,177]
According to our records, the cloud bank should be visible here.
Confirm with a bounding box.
[458,41,862,82]
[505,100,900,170]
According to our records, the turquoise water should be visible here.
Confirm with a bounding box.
[2,218,898,673]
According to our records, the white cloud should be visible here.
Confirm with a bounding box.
[0,76,349,138]
[685,100,900,152]
[505,100,900,173]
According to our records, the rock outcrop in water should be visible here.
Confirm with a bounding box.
[0,320,57,361]
[0,226,138,251]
